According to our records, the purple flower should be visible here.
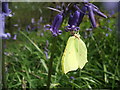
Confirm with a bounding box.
[87,4,96,28]
[65,10,80,31]
[73,5,87,26]
[0,10,11,39]
[65,25,80,32]
[89,3,99,10]
[40,33,44,36]
[2,2,9,13]
[68,13,73,26]
[92,8,107,18]
[2,2,12,16]
[44,51,49,59]
[105,33,108,37]
[70,76,75,80]
[1,33,11,39]
[81,3,107,28]
[31,18,35,24]
[26,25,31,33]
[46,13,63,36]
[38,17,43,23]
[77,6,87,26]
[13,34,17,40]
[75,3,106,28]
[69,10,80,26]
[108,28,112,31]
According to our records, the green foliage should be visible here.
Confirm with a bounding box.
[4,2,119,89]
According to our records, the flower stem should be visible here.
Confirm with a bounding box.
[47,54,54,89]
[47,37,57,89]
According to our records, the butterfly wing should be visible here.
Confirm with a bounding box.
[62,34,88,74]
[62,36,78,74]
[74,34,88,69]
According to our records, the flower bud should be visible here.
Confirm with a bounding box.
[2,2,9,13]
[87,5,96,28]
[50,13,63,36]
[69,10,80,27]
[77,6,87,26]
[93,8,107,18]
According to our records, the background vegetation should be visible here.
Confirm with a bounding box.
[4,2,120,89]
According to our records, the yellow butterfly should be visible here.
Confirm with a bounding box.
[62,33,88,74]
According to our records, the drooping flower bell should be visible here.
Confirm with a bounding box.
[65,10,80,31]
[69,10,80,26]
[46,2,107,36]
[85,3,107,28]
[76,5,87,26]
[87,4,97,28]
[2,2,12,16]
[46,13,63,36]
[0,2,11,39]
[92,6,107,18]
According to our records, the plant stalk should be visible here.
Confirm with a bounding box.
[47,37,57,89]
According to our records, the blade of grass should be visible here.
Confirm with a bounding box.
[19,30,43,55]
[19,30,48,73]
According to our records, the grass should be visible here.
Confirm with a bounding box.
[4,14,120,89]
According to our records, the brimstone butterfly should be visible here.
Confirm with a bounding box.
[62,33,88,74]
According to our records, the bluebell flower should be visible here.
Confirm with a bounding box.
[105,33,108,37]
[92,7,107,18]
[89,3,99,10]
[77,6,87,26]
[2,2,12,16]
[44,51,49,59]
[51,13,63,36]
[107,28,112,31]
[65,25,80,32]
[13,34,17,40]
[2,2,9,13]
[0,2,12,39]
[31,18,35,24]
[1,33,11,39]
[38,16,43,23]
[82,3,107,28]
[68,13,73,27]
[26,25,31,33]
[45,13,63,36]
[65,10,80,31]
[87,4,97,28]
[73,5,87,26]
[70,76,75,80]
[0,11,11,39]
[40,33,44,36]
[69,10,80,26]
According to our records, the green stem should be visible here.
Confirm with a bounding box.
[47,54,54,89]
[47,37,57,89]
